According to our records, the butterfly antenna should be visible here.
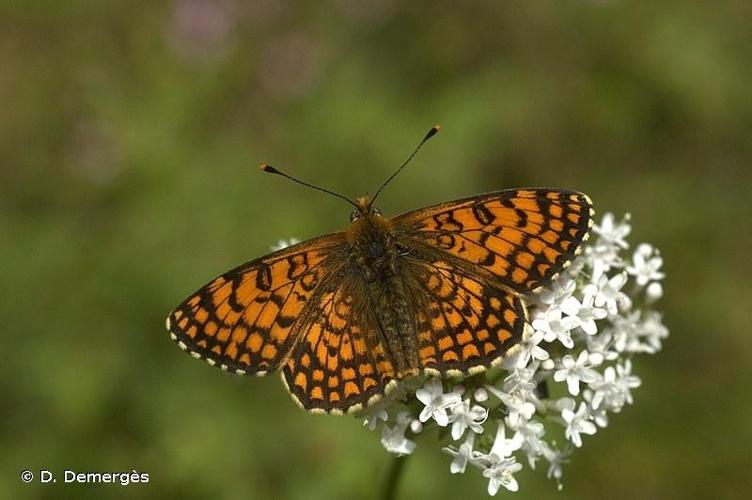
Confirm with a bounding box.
[260,164,359,209]
[369,125,440,209]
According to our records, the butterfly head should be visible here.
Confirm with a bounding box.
[350,196,383,222]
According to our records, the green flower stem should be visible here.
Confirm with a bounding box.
[382,454,408,500]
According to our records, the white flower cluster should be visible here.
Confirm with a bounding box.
[365,213,668,494]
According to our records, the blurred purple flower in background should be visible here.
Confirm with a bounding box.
[170,0,235,62]
[259,32,324,99]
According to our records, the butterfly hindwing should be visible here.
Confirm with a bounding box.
[167,234,344,375]
[404,257,527,375]
[393,189,594,294]
[281,283,397,414]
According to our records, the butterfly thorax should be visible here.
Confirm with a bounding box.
[346,214,395,279]
[345,213,419,374]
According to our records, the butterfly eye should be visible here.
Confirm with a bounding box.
[350,210,361,222]
[371,207,383,217]
[395,243,411,256]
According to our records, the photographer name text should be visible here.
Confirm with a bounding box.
[20,469,149,486]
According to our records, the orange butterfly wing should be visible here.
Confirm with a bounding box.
[166,234,344,375]
[393,189,594,294]
[281,282,398,414]
[406,258,528,375]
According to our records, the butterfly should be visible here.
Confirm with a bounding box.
[166,126,594,415]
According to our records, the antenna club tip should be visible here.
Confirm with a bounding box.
[425,125,440,140]
[260,164,278,173]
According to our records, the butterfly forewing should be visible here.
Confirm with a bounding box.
[393,189,594,294]
[167,233,344,374]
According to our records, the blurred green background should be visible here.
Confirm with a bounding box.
[2,1,751,499]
